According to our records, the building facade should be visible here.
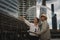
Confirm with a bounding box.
[51,4,57,30]
[0,0,19,18]
[19,0,36,22]
[27,6,36,22]
[40,0,47,16]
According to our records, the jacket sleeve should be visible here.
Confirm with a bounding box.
[23,18,31,27]
[40,21,49,34]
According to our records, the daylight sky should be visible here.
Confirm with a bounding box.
[36,0,60,29]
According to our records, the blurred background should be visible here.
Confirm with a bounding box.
[0,0,60,40]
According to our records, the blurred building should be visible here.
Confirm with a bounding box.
[27,6,36,22]
[19,0,36,22]
[0,0,19,18]
[51,4,57,30]
[52,14,57,30]
[59,24,60,30]
[40,0,46,16]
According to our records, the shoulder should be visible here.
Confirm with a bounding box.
[44,21,48,24]
[43,21,49,26]
[27,23,34,26]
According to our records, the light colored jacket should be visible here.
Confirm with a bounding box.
[40,21,51,40]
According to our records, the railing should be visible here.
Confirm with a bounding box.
[0,13,29,40]
[51,30,60,38]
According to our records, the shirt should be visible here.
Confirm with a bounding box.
[24,19,40,36]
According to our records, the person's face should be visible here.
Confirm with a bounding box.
[34,18,38,23]
[41,16,45,21]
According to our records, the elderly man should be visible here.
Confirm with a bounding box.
[39,14,51,40]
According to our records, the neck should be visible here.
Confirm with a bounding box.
[34,22,38,26]
[41,20,46,22]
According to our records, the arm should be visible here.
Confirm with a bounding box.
[23,18,31,27]
[27,30,41,36]
[40,21,49,34]
[19,16,31,27]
